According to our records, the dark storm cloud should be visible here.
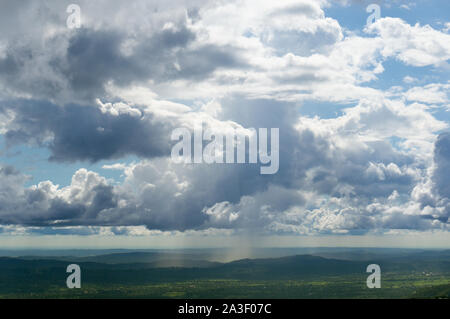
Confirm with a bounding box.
[0,95,425,232]
[0,23,247,102]
[175,45,248,79]
[0,161,123,228]
[64,27,247,90]
[57,26,196,100]
[219,97,415,200]
[0,99,172,162]
[434,132,450,199]
[0,166,120,227]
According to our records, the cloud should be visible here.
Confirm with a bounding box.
[404,82,449,106]
[0,0,449,237]
[0,99,173,162]
[366,17,450,67]
[435,133,450,190]
[0,166,114,227]
[0,1,246,103]
[1,93,445,234]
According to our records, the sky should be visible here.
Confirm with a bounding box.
[0,0,449,248]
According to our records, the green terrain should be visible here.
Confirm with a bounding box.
[0,248,448,299]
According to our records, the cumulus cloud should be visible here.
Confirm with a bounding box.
[404,82,449,106]
[0,0,246,103]
[365,17,450,67]
[0,99,173,162]
[0,166,114,226]
[0,0,449,236]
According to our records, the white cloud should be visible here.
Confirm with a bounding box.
[404,82,449,106]
[366,18,450,67]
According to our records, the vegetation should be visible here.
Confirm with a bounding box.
[0,249,448,299]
